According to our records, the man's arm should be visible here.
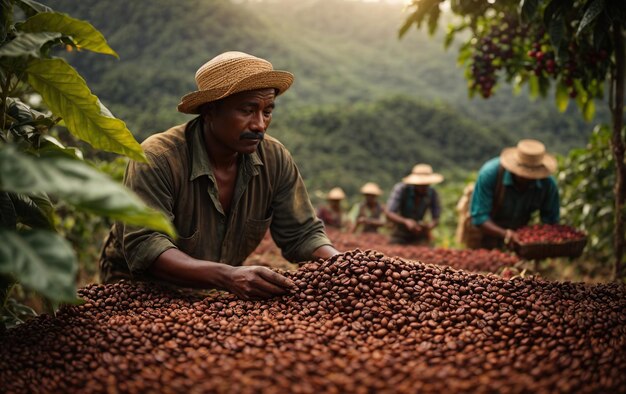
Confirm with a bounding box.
[311,244,340,260]
[150,249,295,300]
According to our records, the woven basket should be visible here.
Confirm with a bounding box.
[514,236,587,260]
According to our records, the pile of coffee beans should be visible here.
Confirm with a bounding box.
[1,249,624,393]
[516,224,587,244]
[253,229,520,273]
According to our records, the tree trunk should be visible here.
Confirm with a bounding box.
[610,23,626,281]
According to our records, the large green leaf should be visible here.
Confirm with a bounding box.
[0,31,60,57]
[19,12,118,58]
[26,58,147,162]
[0,229,77,302]
[0,147,176,237]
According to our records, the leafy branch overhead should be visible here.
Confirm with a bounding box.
[400,0,623,121]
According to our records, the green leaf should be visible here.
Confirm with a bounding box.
[0,31,60,57]
[15,0,52,15]
[577,0,605,36]
[10,192,55,230]
[528,75,540,99]
[583,98,595,121]
[0,192,17,229]
[555,82,569,112]
[520,0,540,22]
[0,147,176,237]
[19,12,118,58]
[548,15,565,49]
[543,0,567,26]
[26,58,147,162]
[0,228,77,302]
[398,11,417,39]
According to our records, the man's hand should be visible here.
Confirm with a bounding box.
[225,266,295,300]
[404,218,428,234]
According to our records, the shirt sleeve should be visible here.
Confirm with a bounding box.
[269,147,332,262]
[540,176,560,224]
[386,183,404,213]
[117,154,178,275]
[470,158,499,226]
[430,188,441,220]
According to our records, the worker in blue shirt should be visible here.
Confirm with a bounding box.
[470,139,560,249]
[386,164,443,245]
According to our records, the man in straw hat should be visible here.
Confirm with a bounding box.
[316,187,347,229]
[470,139,560,249]
[99,51,339,299]
[350,182,386,233]
[385,164,443,245]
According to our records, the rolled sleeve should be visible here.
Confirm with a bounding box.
[269,149,332,262]
[119,155,177,275]
[470,158,499,226]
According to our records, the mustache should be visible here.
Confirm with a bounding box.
[239,131,264,141]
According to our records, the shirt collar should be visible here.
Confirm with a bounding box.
[188,117,263,182]
[502,168,542,188]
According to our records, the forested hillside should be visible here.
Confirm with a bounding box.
[45,0,605,193]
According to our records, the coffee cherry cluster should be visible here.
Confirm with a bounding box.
[466,14,611,100]
[516,224,586,244]
[1,250,625,393]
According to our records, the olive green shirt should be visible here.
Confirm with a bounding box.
[101,117,331,279]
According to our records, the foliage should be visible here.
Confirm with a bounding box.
[401,0,624,121]
[44,0,602,155]
[0,0,175,329]
[558,125,616,265]
[273,96,511,200]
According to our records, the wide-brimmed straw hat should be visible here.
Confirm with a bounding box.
[177,51,294,114]
[402,164,444,185]
[500,139,557,179]
[327,187,346,200]
[360,182,382,196]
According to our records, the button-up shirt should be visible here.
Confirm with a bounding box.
[470,157,560,229]
[102,117,331,278]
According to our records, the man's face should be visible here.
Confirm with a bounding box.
[203,88,276,154]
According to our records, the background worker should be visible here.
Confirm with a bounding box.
[470,139,560,249]
[316,187,347,229]
[350,182,386,233]
[386,164,443,245]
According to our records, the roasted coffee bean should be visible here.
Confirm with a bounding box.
[1,249,624,393]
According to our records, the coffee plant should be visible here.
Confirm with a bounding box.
[400,0,626,279]
[0,0,174,330]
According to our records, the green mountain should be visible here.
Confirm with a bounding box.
[45,0,604,194]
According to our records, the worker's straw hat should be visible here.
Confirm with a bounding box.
[402,164,444,185]
[360,182,382,196]
[500,139,557,179]
[327,187,346,200]
[178,51,294,114]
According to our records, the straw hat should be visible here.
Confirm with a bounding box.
[327,187,346,200]
[360,182,382,196]
[177,51,294,114]
[500,139,557,179]
[402,163,444,185]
